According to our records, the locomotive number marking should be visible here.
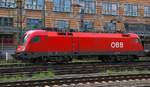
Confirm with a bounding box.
[111,42,124,48]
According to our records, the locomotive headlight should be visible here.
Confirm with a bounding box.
[17,48,21,51]
[16,45,25,52]
[22,46,25,51]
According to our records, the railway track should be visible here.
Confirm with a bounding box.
[0,63,42,68]
[0,74,150,87]
[1,61,150,77]
[0,60,149,68]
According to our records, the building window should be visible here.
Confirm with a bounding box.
[0,34,13,45]
[0,17,13,26]
[124,4,138,16]
[26,18,42,29]
[53,0,72,12]
[83,21,93,29]
[144,6,150,17]
[104,22,116,32]
[55,20,69,29]
[0,0,15,8]
[25,0,43,10]
[125,23,150,32]
[125,23,150,35]
[81,21,93,31]
[102,2,118,16]
[78,0,96,14]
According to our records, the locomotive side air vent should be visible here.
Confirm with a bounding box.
[122,33,130,37]
[67,33,73,36]
[57,32,66,35]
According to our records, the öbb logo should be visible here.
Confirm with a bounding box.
[111,42,124,48]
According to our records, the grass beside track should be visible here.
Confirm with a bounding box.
[0,71,55,82]
[103,69,150,76]
[0,59,23,65]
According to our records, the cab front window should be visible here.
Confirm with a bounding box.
[135,38,142,43]
[21,34,29,45]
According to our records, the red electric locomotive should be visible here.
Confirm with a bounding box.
[14,29,144,62]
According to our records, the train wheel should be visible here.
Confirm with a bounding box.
[100,56,110,63]
[30,58,37,63]
[115,55,138,62]
[100,57,107,63]
[41,56,49,63]
[63,57,72,63]
[128,55,139,62]
[30,57,44,63]
[109,56,117,63]
[54,56,72,64]
[115,56,128,62]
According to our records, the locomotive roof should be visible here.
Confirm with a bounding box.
[25,30,139,38]
[72,32,138,38]
[25,30,45,35]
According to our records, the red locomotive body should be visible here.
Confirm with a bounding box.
[15,30,144,62]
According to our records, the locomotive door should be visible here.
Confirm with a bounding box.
[72,37,79,54]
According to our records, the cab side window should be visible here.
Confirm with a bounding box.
[31,36,40,43]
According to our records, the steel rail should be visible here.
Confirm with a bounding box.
[0,74,150,87]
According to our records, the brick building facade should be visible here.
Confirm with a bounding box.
[0,0,150,48]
